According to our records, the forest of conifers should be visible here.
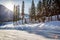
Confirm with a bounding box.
[13,0,60,23]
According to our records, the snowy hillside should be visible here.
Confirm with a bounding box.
[0,5,13,21]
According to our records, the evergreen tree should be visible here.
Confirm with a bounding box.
[50,0,59,20]
[43,0,53,21]
[55,0,60,20]
[21,1,24,24]
[30,0,36,23]
[37,0,43,22]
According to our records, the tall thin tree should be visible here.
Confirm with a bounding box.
[13,5,20,25]
[21,1,24,24]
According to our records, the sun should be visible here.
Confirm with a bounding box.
[4,2,14,11]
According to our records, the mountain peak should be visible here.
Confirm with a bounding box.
[0,4,5,7]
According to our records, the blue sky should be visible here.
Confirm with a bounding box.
[0,0,39,14]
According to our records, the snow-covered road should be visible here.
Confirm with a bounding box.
[0,30,58,40]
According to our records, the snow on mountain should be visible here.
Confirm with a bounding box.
[0,5,13,22]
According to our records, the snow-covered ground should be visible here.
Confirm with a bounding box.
[0,21,60,40]
[0,30,58,40]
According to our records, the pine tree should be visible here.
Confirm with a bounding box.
[43,0,52,21]
[55,0,60,20]
[30,0,36,23]
[45,0,60,21]
[37,0,43,22]
[50,0,59,20]
[43,0,48,21]
[47,0,52,21]
[21,1,24,24]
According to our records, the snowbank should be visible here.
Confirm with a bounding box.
[40,21,60,29]
[0,21,60,30]
[0,21,60,31]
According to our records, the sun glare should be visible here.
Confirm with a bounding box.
[4,2,14,11]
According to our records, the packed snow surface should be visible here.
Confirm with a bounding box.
[0,30,58,40]
[0,21,60,39]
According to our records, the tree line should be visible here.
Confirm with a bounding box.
[29,0,60,23]
[13,0,60,24]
